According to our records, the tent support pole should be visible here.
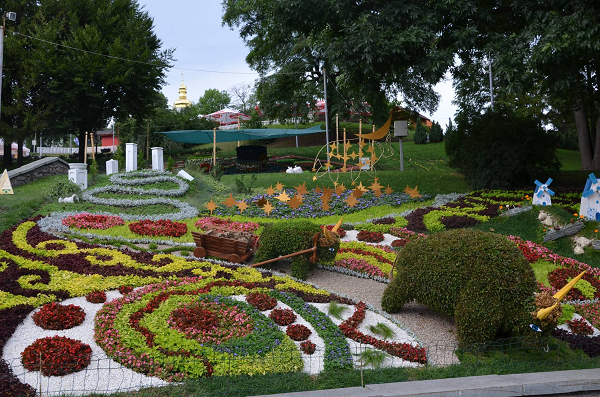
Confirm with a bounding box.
[212,128,217,170]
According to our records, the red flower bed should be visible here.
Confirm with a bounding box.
[568,318,594,335]
[269,308,297,326]
[118,286,134,295]
[21,336,92,376]
[339,302,427,364]
[128,219,187,237]
[286,324,312,341]
[300,340,317,355]
[548,268,600,300]
[245,292,277,311]
[322,224,346,238]
[32,302,85,330]
[356,230,385,243]
[86,291,107,304]
[62,213,124,229]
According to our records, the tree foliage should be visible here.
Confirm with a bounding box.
[196,89,231,115]
[413,120,428,145]
[445,106,561,189]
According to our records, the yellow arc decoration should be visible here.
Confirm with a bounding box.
[537,270,586,320]
[332,217,343,233]
[356,110,395,141]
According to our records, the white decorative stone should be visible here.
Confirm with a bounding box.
[177,170,194,181]
[574,246,585,255]
[574,236,592,247]
[286,167,294,174]
[68,163,87,189]
[293,166,303,173]
[59,194,79,203]
[106,159,118,175]
[151,147,164,172]
[125,143,138,172]
[538,212,547,221]
[542,217,554,227]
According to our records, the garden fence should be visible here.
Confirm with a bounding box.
[3,336,598,397]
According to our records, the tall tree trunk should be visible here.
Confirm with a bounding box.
[593,110,600,169]
[2,141,12,168]
[574,104,593,170]
[17,138,24,167]
[78,131,86,163]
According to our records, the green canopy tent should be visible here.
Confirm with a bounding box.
[155,125,327,165]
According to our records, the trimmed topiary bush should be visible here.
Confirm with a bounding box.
[381,229,536,345]
[413,120,428,144]
[429,121,444,143]
[254,219,340,280]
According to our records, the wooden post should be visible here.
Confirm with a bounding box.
[212,128,217,169]
[83,131,88,164]
[89,131,96,161]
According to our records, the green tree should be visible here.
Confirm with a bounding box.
[413,120,428,144]
[429,121,443,143]
[28,0,173,163]
[196,89,231,115]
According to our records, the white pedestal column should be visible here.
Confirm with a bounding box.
[151,147,164,172]
[68,163,88,189]
[106,159,119,175]
[126,143,138,172]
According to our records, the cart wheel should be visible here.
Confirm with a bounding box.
[228,253,241,263]
[194,247,207,258]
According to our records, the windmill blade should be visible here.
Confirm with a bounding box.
[547,188,555,196]
[534,180,542,187]
[583,189,595,198]
[537,190,545,198]
[590,174,598,184]
[545,178,553,186]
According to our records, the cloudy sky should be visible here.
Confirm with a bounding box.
[139,0,457,127]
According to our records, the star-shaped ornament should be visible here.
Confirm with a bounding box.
[384,185,394,195]
[345,194,359,207]
[236,201,249,213]
[276,191,291,202]
[367,145,376,154]
[322,201,331,211]
[352,187,364,198]
[322,186,334,197]
[324,161,332,169]
[312,176,317,181]
[204,199,218,215]
[275,181,285,192]
[369,179,384,192]
[329,142,338,152]
[314,186,322,194]
[404,185,422,198]
[287,195,303,209]
[344,141,353,151]
[335,184,347,195]
[263,200,274,215]
[294,182,308,196]
[223,193,237,208]
[348,151,359,160]
[373,189,383,198]
[356,181,369,192]
[266,185,276,196]
[254,196,268,207]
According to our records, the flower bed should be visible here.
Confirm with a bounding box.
[195,217,260,232]
[567,318,594,335]
[269,308,297,326]
[246,292,278,311]
[86,291,107,304]
[32,302,85,330]
[21,336,92,376]
[62,213,124,229]
[129,219,188,237]
[286,324,312,341]
[356,230,385,243]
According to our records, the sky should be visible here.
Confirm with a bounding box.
[138,0,458,127]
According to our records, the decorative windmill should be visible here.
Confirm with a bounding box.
[533,178,554,206]
[581,173,600,221]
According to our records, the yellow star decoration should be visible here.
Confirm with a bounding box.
[358,141,366,149]
[263,200,274,215]
[404,185,422,198]
[349,151,359,160]
[223,193,237,208]
[204,199,218,215]
[351,180,356,186]
[275,181,285,192]
[356,181,369,192]
[369,179,384,192]
[352,187,364,198]
[276,191,291,202]
[333,181,339,187]
[236,201,249,213]
[312,168,317,172]
[367,145,376,154]
[344,141,353,151]
[329,142,338,152]
[384,185,394,195]
[287,195,303,209]
[335,183,347,195]
[294,182,308,196]
[254,196,268,207]
[324,161,332,169]
[266,185,276,196]
[312,176,317,181]
[345,194,359,207]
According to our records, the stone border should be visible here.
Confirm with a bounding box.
[7,157,70,187]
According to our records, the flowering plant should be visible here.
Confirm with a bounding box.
[334,258,386,278]
[567,318,594,335]
[86,291,107,304]
[356,230,385,243]
[245,292,278,311]
[300,340,316,355]
[269,308,297,326]
[286,324,312,341]
[129,219,187,237]
[118,285,134,295]
[389,227,427,247]
[32,302,85,330]
[62,213,124,229]
[21,336,92,376]
[372,217,396,225]
[195,217,259,232]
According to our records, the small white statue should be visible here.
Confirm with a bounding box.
[286,167,294,174]
[293,166,303,173]
[59,194,79,203]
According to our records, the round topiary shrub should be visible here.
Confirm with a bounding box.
[381,229,536,345]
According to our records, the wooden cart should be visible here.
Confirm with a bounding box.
[191,230,254,263]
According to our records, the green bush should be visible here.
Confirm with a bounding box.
[429,121,444,143]
[254,220,339,280]
[166,156,175,172]
[445,106,561,189]
[381,228,536,345]
[413,120,428,144]
[46,177,82,201]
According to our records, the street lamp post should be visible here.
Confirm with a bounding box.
[0,11,16,133]
[292,102,298,148]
